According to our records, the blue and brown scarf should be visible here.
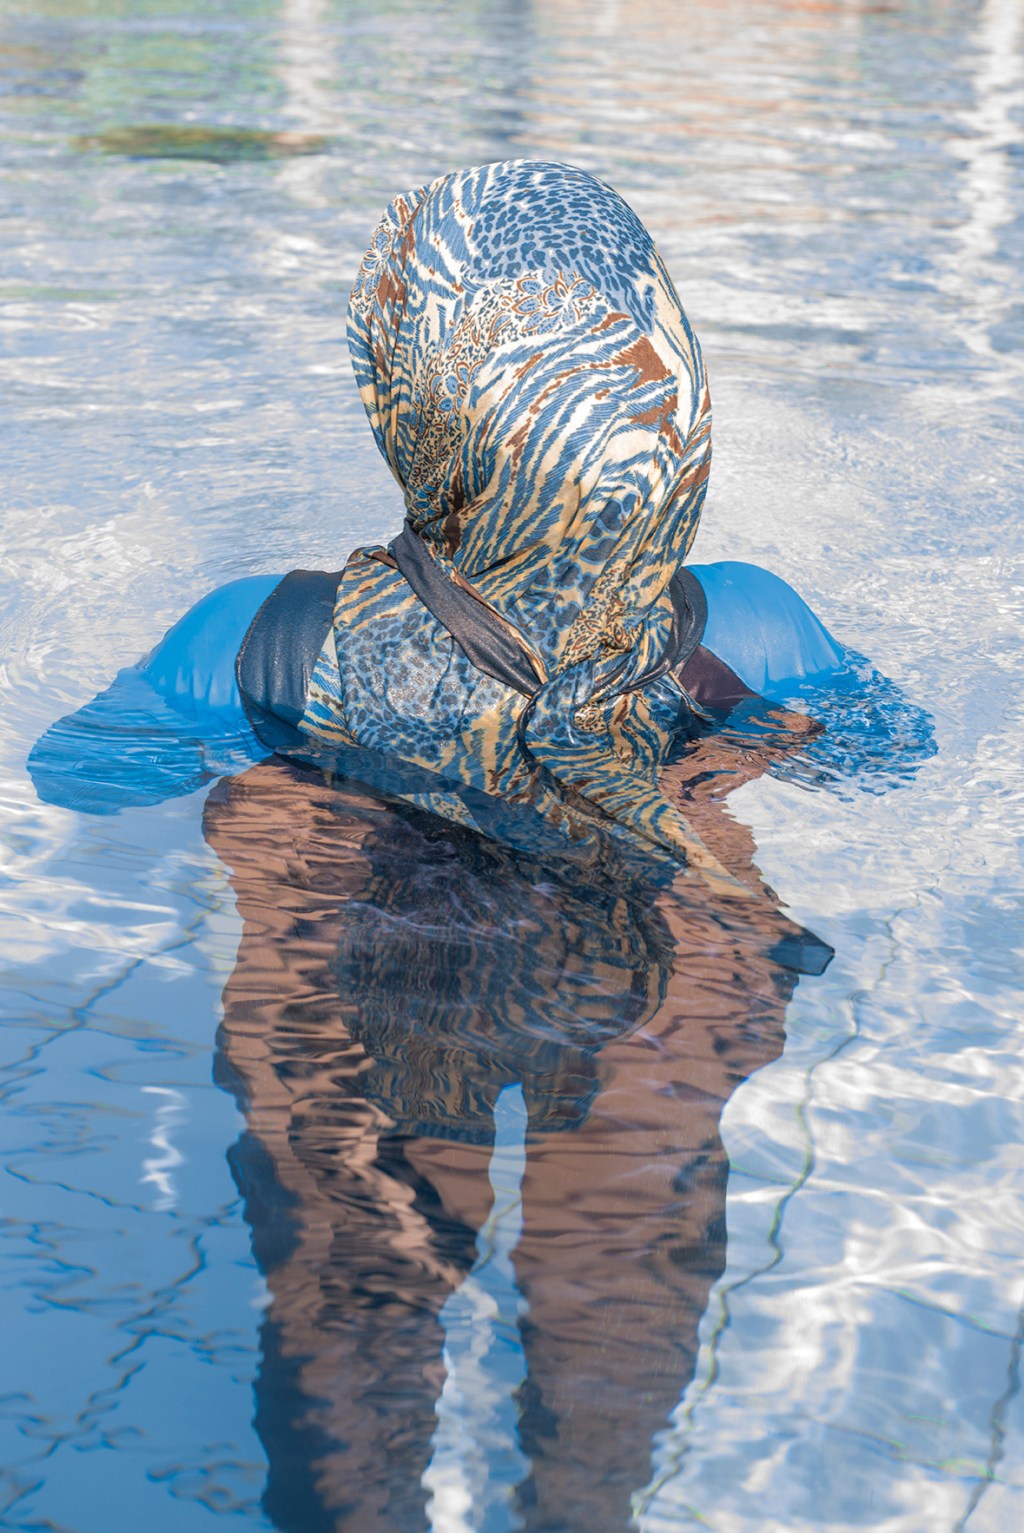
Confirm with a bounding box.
[301,160,735,884]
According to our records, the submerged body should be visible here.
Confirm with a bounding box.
[152,559,844,732]
[27,558,851,820]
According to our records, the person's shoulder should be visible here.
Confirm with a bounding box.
[686,561,844,695]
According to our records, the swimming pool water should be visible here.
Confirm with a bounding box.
[1,1,1022,1529]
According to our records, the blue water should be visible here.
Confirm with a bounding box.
[2,2,1023,1530]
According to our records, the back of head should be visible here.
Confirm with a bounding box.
[346,158,711,673]
[330,161,739,881]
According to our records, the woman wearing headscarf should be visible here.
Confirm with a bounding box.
[28,159,932,855]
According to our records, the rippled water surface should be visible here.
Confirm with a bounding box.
[2,2,1023,1529]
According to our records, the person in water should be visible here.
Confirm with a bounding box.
[25,161,935,1526]
[29,159,932,873]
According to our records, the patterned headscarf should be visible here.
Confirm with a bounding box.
[303,160,724,875]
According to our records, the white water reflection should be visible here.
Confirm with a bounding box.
[425,1085,530,1533]
[273,0,334,208]
[140,1085,187,1210]
[946,0,1024,367]
[1,0,1022,1527]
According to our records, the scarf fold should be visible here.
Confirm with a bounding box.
[302,159,743,888]
[387,523,545,697]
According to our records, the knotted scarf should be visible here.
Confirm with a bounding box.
[302,160,733,882]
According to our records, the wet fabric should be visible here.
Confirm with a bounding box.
[145,574,283,716]
[382,524,708,700]
[690,561,844,696]
[27,576,277,815]
[235,568,341,752]
[301,160,718,871]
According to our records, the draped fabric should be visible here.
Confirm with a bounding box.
[302,159,725,874]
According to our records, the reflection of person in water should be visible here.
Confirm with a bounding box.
[206,723,824,1533]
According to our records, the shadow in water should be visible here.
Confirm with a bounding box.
[205,735,827,1532]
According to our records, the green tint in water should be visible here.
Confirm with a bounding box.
[73,124,329,162]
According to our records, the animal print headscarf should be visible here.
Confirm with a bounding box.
[302,160,725,877]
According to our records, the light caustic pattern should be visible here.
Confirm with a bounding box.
[0,1,1022,1530]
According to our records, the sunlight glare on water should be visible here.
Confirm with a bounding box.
[1,1,1022,1530]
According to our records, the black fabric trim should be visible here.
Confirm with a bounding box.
[236,569,342,752]
[392,524,711,702]
[674,644,757,713]
[391,525,544,698]
[769,930,834,976]
[234,545,715,753]
[671,567,709,671]
[623,567,708,695]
